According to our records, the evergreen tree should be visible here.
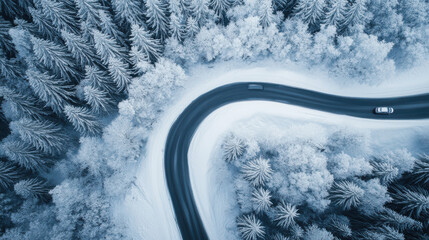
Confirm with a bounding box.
[371,161,399,185]
[412,155,429,185]
[327,219,352,238]
[0,17,17,56]
[111,0,145,26]
[1,138,47,172]
[64,105,103,136]
[274,202,299,229]
[329,181,364,210]
[98,10,126,46]
[390,186,429,217]
[377,208,423,231]
[61,30,97,66]
[26,68,74,114]
[190,0,209,27]
[145,0,170,40]
[209,0,231,19]
[241,157,272,186]
[237,214,265,240]
[0,86,46,119]
[30,36,77,82]
[272,233,289,240]
[28,7,58,41]
[83,86,113,114]
[81,65,116,93]
[0,51,21,80]
[93,29,126,65]
[0,161,20,189]
[107,57,132,92]
[130,24,163,62]
[324,0,347,27]
[259,0,275,28]
[40,0,79,34]
[294,0,326,26]
[343,0,367,27]
[185,17,199,38]
[14,178,50,201]
[9,118,67,155]
[74,0,104,25]
[222,134,245,162]
[170,13,185,41]
[251,187,272,213]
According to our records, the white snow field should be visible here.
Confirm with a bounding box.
[115,61,429,240]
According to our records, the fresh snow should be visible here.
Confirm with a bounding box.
[116,61,429,240]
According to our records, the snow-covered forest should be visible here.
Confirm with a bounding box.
[0,0,428,239]
[220,123,429,239]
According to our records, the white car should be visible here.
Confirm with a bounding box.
[374,107,394,115]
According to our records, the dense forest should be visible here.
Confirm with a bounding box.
[0,0,428,239]
[221,124,429,240]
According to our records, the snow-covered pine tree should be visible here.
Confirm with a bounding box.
[26,68,74,114]
[30,36,77,82]
[274,202,300,229]
[377,208,423,231]
[0,50,21,80]
[185,17,199,38]
[324,0,347,28]
[251,187,272,213]
[209,0,231,20]
[14,178,49,201]
[190,0,209,27]
[98,10,126,47]
[259,0,275,28]
[294,0,326,26]
[130,24,163,62]
[81,65,116,94]
[1,138,47,172]
[61,30,97,66]
[272,233,289,240]
[0,161,20,189]
[74,0,104,25]
[0,17,17,56]
[327,219,352,238]
[93,29,126,65]
[371,161,399,185]
[40,0,79,34]
[64,105,103,136]
[343,0,367,27]
[28,7,58,41]
[222,134,245,162]
[236,214,265,240]
[329,181,364,210]
[241,157,272,186]
[390,186,429,217]
[412,155,429,185]
[107,57,132,92]
[9,118,67,155]
[0,86,47,119]
[83,86,113,114]
[111,0,145,26]
[170,13,185,41]
[145,0,170,40]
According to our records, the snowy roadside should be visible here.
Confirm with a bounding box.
[115,61,429,240]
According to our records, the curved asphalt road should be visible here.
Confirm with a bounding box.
[165,82,429,240]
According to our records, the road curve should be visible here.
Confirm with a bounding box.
[165,82,429,240]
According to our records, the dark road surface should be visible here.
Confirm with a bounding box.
[164,82,429,240]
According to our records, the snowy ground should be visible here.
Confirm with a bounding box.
[115,61,429,240]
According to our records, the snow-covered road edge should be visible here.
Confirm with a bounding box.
[115,61,429,240]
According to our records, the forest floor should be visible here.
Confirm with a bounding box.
[114,60,429,240]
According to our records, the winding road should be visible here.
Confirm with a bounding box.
[164,82,429,240]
